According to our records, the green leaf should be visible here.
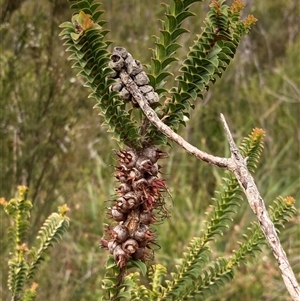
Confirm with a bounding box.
[70,32,82,41]
[59,28,75,37]
[171,28,189,41]
[155,43,166,59]
[183,71,193,83]
[165,14,177,31]
[176,11,196,25]
[178,80,189,92]
[207,45,222,58]
[128,260,148,276]
[151,59,162,75]
[147,74,156,87]
[115,288,131,299]
[59,21,75,29]
[156,71,173,84]
[183,0,204,9]
[160,30,171,46]
[155,87,168,95]
[170,0,184,15]
[198,61,215,74]
[161,56,178,69]
[166,43,182,56]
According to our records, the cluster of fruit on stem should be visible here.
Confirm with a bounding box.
[100,47,168,267]
[101,146,168,267]
[108,46,159,107]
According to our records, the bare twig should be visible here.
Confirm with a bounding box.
[220,114,300,301]
[119,70,229,168]
[119,69,300,301]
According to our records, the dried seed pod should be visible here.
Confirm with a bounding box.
[114,170,127,183]
[100,237,109,249]
[116,164,129,173]
[113,46,128,59]
[134,71,150,86]
[125,54,143,75]
[123,192,140,207]
[113,245,128,267]
[139,85,153,94]
[122,238,139,254]
[107,240,119,254]
[124,209,140,233]
[116,183,131,195]
[137,239,151,248]
[133,224,155,242]
[127,167,142,181]
[111,224,130,243]
[110,78,123,92]
[147,178,167,199]
[123,191,139,200]
[135,156,153,173]
[111,206,127,221]
[118,149,138,168]
[145,91,159,105]
[116,193,139,213]
[119,87,131,101]
[142,146,167,163]
[132,247,145,260]
[116,198,131,213]
[132,178,148,192]
[139,211,155,225]
[143,194,157,210]
[149,178,167,189]
[147,162,159,176]
[132,247,153,262]
[109,54,124,71]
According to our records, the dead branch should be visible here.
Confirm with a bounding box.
[119,69,300,301]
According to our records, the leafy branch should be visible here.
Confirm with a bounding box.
[144,0,257,144]
[1,186,70,301]
[120,63,299,299]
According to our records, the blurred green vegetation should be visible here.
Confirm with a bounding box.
[0,0,299,300]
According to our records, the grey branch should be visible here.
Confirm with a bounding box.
[220,114,300,301]
[118,69,300,301]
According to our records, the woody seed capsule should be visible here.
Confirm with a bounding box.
[113,46,128,59]
[110,78,123,92]
[113,245,128,268]
[139,211,155,225]
[119,87,131,101]
[125,54,143,75]
[109,54,124,71]
[111,206,127,221]
[146,91,159,105]
[133,224,152,242]
[107,240,118,253]
[116,183,131,195]
[134,71,150,86]
[111,224,130,243]
[122,238,139,254]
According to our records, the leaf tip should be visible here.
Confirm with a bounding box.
[283,196,296,206]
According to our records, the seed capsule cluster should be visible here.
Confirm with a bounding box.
[101,145,168,267]
[108,47,159,107]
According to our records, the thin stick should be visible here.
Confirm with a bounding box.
[220,114,300,301]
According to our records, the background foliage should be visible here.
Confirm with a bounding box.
[1,0,299,300]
